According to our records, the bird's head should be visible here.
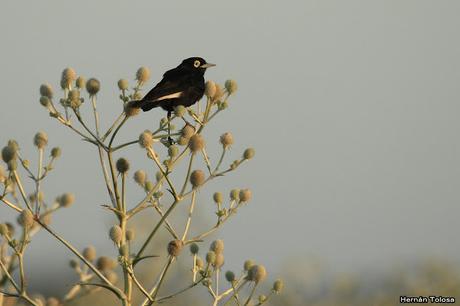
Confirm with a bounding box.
[180,57,216,73]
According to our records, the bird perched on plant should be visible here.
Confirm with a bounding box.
[130,57,215,143]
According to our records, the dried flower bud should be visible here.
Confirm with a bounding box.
[204,81,216,98]
[97,256,116,271]
[168,145,179,158]
[34,131,48,149]
[189,134,205,153]
[139,131,153,148]
[83,246,97,261]
[239,189,252,202]
[61,68,77,89]
[190,170,205,188]
[214,253,224,268]
[39,84,54,99]
[116,158,130,173]
[210,239,224,255]
[206,251,216,264]
[225,80,238,95]
[213,84,224,101]
[133,170,147,186]
[51,147,61,158]
[244,260,254,271]
[213,192,223,204]
[243,148,255,160]
[248,265,267,283]
[273,279,284,293]
[181,124,195,139]
[190,243,199,254]
[2,145,17,163]
[18,209,34,228]
[40,96,51,108]
[174,105,186,117]
[126,229,135,241]
[230,189,240,201]
[109,225,123,244]
[220,132,234,149]
[76,76,85,89]
[136,67,150,83]
[58,193,75,208]
[86,78,100,95]
[167,239,183,257]
[118,79,129,91]
[124,103,140,117]
[196,257,204,269]
[225,271,235,282]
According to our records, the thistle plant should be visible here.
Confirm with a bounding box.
[0,66,283,306]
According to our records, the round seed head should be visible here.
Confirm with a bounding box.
[69,259,79,269]
[40,96,51,108]
[124,103,141,117]
[230,189,240,201]
[86,78,100,95]
[214,253,224,268]
[258,295,267,303]
[225,80,238,95]
[167,239,183,257]
[248,265,267,283]
[168,145,179,158]
[204,80,216,98]
[133,92,143,100]
[58,193,75,207]
[68,89,82,108]
[177,136,189,146]
[225,271,235,282]
[97,256,116,271]
[51,147,61,158]
[239,189,252,202]
[18,209,34,228]
[181,124,195,139]
[244,260,255,271]
[76,76,85,89]
[213,192,223,204]
[133,170,147,186]
[83,246,96,261]
[213,84,224,101]
[139,131,153,148]
[174,105,186,117]
[243,148,255,160]
[273,279,284,293]
[39,84,54,99]
[210,239,224,254]
[116,158,130,173]
[46,297,60,306]
[2,145,17,163]
[189,134,205,153]
[61,67,77,89]
[118,79,129,91]
[34,131,48,149]
[109,225,123,244]
[119,243,129,257]
[206,251,216,264]
[220,132,234,149]
[126,229,135,241]
[190,170,205,188]
[136,67,150,83]
[189,243,199,255]
[196,257,204,268]
[144,180,154,192]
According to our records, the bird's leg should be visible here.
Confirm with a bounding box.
[167,111,174,145]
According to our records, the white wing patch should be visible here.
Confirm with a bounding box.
[155,92,183,101]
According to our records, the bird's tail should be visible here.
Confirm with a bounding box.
[128,100,159,112]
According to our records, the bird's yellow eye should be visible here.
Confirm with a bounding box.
[193,60,201,68]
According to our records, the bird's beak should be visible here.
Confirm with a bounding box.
[200,63,216,68]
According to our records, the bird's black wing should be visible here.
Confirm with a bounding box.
[141,67,189,104]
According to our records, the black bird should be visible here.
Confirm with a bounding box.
[131,57,215,142]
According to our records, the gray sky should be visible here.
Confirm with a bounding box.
[1,0,460,293]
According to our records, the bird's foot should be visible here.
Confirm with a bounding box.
[167,136,175,146]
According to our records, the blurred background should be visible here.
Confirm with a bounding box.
[1,1,460,305]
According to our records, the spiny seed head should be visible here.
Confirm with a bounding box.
[239,189,252,202]
[126,229,135,241]
[167,239,183,257]
[39,84,54,99]
[97,256,116,271]
[213,192,223,204]
[248,265,267,283]
[189,134,205,153]
[139,131,153,148]
[225,271,235,282]
[214,253,224,268]
[34,131,48,149]
[69,259,79,269]
[2,145,17,163]
[244,260,255,271]
[118,79,129,91]
[61,67,77,89]
[76,76,85,89]
[210,239,224,254]
[174,105,186,117]
[181,124,195,139]
[58,193,75,207]
[190,170,205,188]
[220,132,234,149]
[243,148,255,160]
[230,189,240,201]
[206,251,216,264]
[83,246,97,261]
[18,209,34,228]
[190,243,199,254]
[168,145,179,158]
[136,67,150,83]
[196,257,204,268]
[225,80,238,95]
[273,279,284,293]
[213,84,224,101]
[40,96,51,108]
[109,225,123,244]
[204,80,216,98]
[46,297,60,306]
[116,158,130,173]
[124,103,140,117]
[133,170,147,186]
[86,78,100,95]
